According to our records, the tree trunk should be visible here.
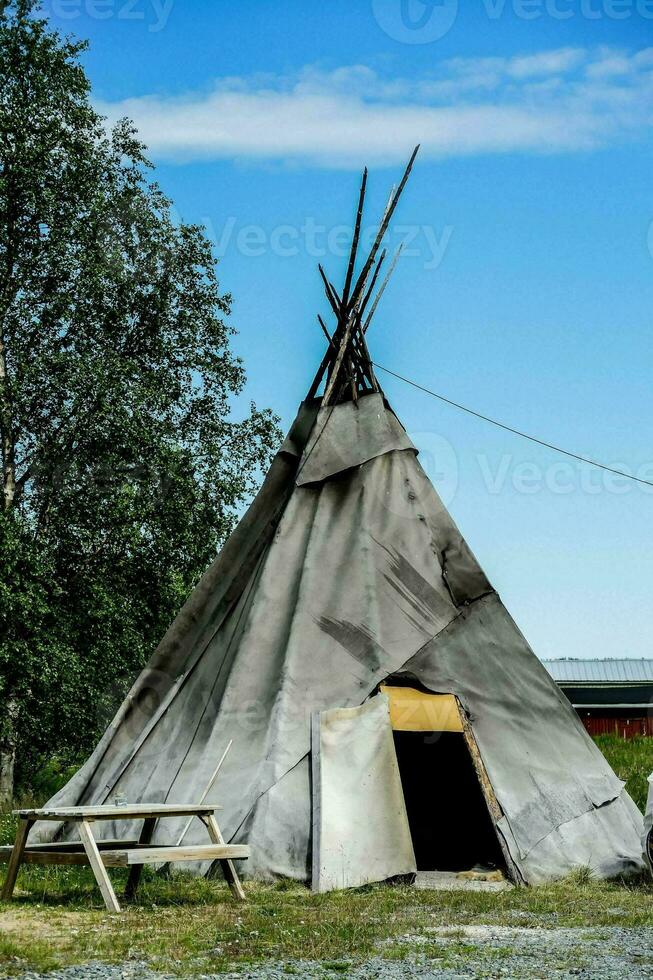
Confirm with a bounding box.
[0,699,18,811]
[0,327,16,511]
[0,745,16,812]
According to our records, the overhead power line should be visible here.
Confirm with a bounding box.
[372,362,653,490]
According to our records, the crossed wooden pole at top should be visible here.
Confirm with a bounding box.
[308,145,420,406]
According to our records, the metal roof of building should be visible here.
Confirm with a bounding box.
[542,658,653,684]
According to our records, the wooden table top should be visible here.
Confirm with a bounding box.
[13,804,223,821]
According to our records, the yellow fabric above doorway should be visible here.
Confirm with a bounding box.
[381,685,463,732]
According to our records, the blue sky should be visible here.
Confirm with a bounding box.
[44,0,653,662]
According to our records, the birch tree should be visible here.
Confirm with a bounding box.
[0,1,280,805]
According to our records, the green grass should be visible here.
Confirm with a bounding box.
[0,872,652,977]
[594,735,653,812]
[0,735,651,976]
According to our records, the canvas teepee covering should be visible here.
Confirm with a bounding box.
[40,152,643,885]
[644,775,653,875]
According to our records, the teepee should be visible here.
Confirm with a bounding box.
[39,150,644,888]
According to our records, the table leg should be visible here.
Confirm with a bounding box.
[205,814,245,901]
[124,817,156,900]
[1,818,33,901]
[78,819,121,913]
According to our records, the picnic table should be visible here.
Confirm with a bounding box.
[0,803,249,912]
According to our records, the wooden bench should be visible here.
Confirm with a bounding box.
[0,804,249,912]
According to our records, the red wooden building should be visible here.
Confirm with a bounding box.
[542,659,653,739]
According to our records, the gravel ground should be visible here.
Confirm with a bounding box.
[13,926,653,979]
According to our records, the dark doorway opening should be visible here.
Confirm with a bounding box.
[393,730,506,872]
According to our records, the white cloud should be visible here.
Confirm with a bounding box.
[585,54,632,78]
[505,48,586,78]
[97,47,653,168]
[447,47,586,80]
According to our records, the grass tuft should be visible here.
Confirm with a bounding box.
[564,866,594,887]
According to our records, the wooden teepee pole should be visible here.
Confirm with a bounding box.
[341,168,367,310]
[363,242,404,334]
[175,740,233,847]
[347,145,419,314]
